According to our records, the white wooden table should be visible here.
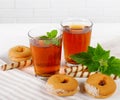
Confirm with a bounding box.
[0,23,120,100]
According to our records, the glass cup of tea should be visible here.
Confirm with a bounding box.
[61,18,93,66]
[28,28,62,79]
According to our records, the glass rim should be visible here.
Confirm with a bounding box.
[60,18,93,28]
[28,29,62,40]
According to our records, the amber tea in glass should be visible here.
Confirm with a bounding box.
[28,29,62,78]
[61,18,93,66]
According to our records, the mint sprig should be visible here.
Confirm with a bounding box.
[39,29,60,46]
[47,30,57,39]
[71,43,120,77]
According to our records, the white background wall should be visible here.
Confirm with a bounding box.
[0,0,120,23]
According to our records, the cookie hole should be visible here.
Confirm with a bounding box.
[99,80,106,86]
[17,47,23,52]
[61,79,68,83]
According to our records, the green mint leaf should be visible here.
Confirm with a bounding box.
[39,36,49,39]
[104,56,120,76]
[71,52,92,65]
[51,38,60,46]
[99,60,108,73]
[44,38,60,46]
[47,30,57,38]
[71,52,100,72]
[71,43,120,77]
[39,29,60,46]
[44,40,51,45]
[87,61,100,72]
[47,32,51,37]
[51,30,57,38]
[87,46,95,56]
[93,44,110,61]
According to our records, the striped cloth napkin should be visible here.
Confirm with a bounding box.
[0,59,120,100]
[0,59,82,100]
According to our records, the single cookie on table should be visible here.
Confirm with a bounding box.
[84,73,116,98]
[46,74,79,96]
[8,45,31,62]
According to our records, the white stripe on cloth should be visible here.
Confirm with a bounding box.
[0,59,82,100]
[0,69,71,100]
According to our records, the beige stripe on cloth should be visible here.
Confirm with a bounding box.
[0,69,68,100]
[0,59,119,99]
[0,59,82,100]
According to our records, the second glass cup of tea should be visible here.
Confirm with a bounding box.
[28,28,62,79]
[61,18,93,66]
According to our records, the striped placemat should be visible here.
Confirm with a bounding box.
[0,69,69,100]
[0,59,120,100]
[0,59,80,100]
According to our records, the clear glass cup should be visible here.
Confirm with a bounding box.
[61,18,93,67]
[28,28,62,79]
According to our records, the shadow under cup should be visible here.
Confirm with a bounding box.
[28,29,62,78]
[61,18,93,66]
